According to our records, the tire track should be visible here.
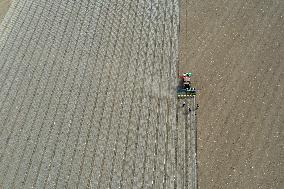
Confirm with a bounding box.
[46,0,104,188]
[56,1,111,187]
[9,1,73,187]
[73,0,123,187]
[20,1,80,187]
[0,0,38,128]
[0,0,52,171]
[40,1,93,188]
[0,0,36,82]
[60,0,113,187]
[0,1,58,186]
[31,1,88,188]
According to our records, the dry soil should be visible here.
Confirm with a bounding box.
[0,0,10,21]
[180,0,283,188]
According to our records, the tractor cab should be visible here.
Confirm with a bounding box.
[183,76,191,89]
[177,72,196,98]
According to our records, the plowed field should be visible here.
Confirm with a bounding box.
[0,0,197,188]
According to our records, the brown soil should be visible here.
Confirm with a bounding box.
[180,0,283,188]
[0,0,10,21]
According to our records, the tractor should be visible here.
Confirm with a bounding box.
[177,72,196,98]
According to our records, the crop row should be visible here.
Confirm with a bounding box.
[0,0,195,188]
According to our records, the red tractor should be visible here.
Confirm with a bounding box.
[177,72,196,98]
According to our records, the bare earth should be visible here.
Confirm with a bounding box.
[180,0,283,188]
[0,0,10,21]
